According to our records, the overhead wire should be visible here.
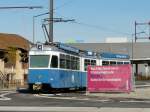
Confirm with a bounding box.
[55,12,131,36]
[72,21,131,36]
[54,0,76,11]
[49,1,132,38]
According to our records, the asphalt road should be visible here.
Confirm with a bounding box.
[0,90,150,107]
[0,80,150,112]
[0,89,150,111]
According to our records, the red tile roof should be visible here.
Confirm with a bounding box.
[0,33,29,51]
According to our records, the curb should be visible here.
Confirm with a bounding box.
[135,85,150,88]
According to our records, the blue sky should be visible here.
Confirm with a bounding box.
[0,0,150,43]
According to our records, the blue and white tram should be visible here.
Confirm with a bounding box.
[99,52,130,66]
[28,43,130,91]
[28,43,94,91]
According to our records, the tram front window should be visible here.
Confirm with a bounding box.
[30,55,50,68]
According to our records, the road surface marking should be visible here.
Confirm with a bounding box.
[0,91,15,101]
[35,94,110,102]
[120,100,150,103]
[35,94,150,104]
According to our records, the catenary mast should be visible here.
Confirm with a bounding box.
[49,0,53,42]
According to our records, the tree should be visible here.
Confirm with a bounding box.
[5,47,17,67]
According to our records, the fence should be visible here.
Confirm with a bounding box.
[0,80,27,90]
[0,69,28,90]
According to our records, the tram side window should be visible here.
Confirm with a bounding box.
[84,59,91,71]
[60,54,66,69]
[124,62,130,64]
[110,61,116,65]
[70,56,80,70]
[51,55,58,68]
[66,55,71,69]
[117,62,123,65]
[102,61,109,66]
[71,56,75,70]
[76,57,80,70]
[91,60,96,66]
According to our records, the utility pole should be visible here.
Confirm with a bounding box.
[135,21,137,42]
[33,4,75,44]
[47,0,74,43]
[49,0,53,42]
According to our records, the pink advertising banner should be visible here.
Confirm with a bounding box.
[87,65,132,92]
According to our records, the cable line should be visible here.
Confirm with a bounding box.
[54,0,76,11]
[72,21,131,36]
[55,12,131,36]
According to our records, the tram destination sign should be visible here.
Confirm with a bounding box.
[87,65,132,93]
[100,52,130,59]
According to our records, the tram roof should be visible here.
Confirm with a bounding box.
[30,42,132,60]
[30,43,99,58]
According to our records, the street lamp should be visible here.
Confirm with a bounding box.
[33,12,49,44]
[0,5,43,44]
